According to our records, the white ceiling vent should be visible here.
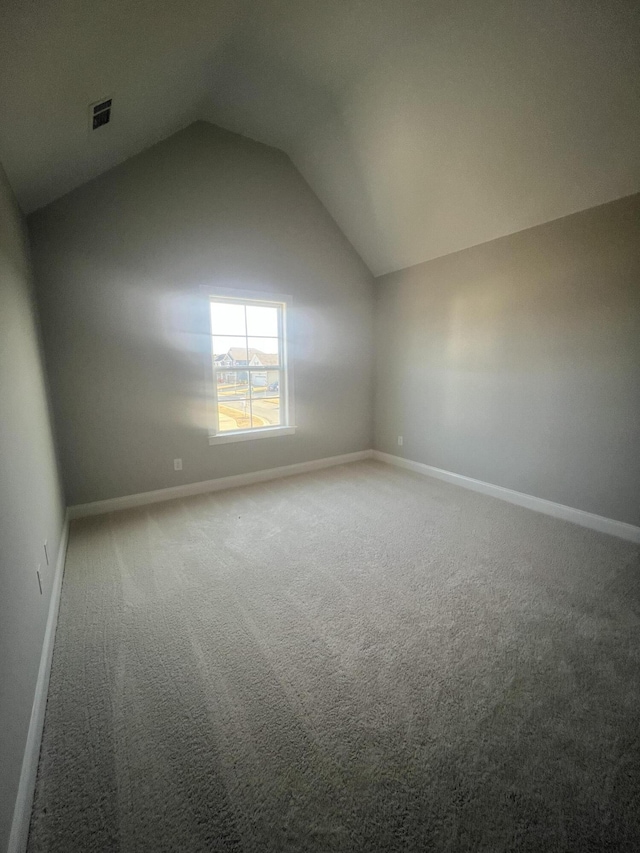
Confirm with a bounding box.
[89,98,112,131]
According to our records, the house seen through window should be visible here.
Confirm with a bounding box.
[209,295,292,441]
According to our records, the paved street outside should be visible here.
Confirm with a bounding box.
[217,382,280,430]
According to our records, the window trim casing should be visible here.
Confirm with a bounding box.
[203,287,295,445]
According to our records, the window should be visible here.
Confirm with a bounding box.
[207,292,294,444]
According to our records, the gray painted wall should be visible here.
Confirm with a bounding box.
[375,193,640,526]
[29,122,375,506]
[0,165,64,850]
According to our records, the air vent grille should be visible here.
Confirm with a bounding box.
[90,98,112,130]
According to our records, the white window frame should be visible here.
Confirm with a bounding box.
[205,288,295,445]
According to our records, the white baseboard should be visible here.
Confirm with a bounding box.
[373,451,640,543]
[69,450,374,519]
[8,512,70,853]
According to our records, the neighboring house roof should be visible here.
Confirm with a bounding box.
[227,347,279,366]
[251,352,279,366]
[227,347,249,363]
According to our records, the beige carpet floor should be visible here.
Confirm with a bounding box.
[28,460,640,852]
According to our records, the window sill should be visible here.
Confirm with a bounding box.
[208,426,296,446]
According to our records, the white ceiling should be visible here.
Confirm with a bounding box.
[1,0,639,275]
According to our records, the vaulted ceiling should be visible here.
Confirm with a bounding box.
[1,0,639,275]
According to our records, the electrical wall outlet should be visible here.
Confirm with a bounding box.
[397,436,403,446]
[173,458,183,471]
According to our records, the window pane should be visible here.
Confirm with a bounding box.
[212,336,248,363]
[248,370,269,395]
[210,301,246,336]
[252,396,280,427]
[246,304,278,337]
[249,368,279,396]
[248,336,279,367]
[216,372,249,400]
[217,399,252,432]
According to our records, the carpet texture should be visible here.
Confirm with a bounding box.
[28,461,640,852]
